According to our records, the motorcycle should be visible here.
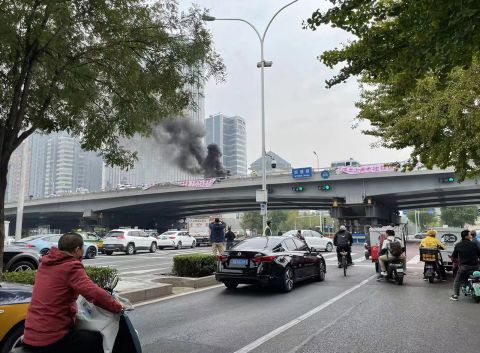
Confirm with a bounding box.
[461,271,480,303]
[419,247,445,283]
[381,257,405,285]
[12,276,141,353]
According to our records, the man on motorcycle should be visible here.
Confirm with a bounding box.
[23,232,124,353]
[378,229,406,278]
[334,225,353,267]
[450,230,480,301]
[420,229,447,281]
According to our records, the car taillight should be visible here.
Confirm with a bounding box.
[169,236,176,239]
[117,235,125,239]
[217,255,228,262]
[25,244,34,248]
[254,255,277,263]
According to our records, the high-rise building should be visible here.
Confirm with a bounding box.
[250,151,292,175]
[205,113,247,176]
[102,82,206,189]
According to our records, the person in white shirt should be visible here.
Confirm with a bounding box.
[378,229,406,278]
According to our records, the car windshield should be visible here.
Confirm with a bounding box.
[161,231,178,235]
[14,235,43,242]
[282,230,299,236]
[231,237,283,250]
[106,231,125,238]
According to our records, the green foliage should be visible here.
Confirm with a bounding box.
[304,0,480,179]
[172,253,216,278]
[1,270,36,285]
[440,206,479,228]
[1,266,118,288]
[241,211,262,233]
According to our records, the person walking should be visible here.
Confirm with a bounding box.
[450,229,480,301]
[263,220,272,237]
[225,226,236,250]
[209,218,226,256]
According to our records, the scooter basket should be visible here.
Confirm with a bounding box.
[420,248,438,262]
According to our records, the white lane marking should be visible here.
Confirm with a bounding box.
[407,255,421,264]
[287,305,357,353]
[325,253,358,262]
[135,284,224,307]
[121,267,168,276]
[233,274,376,353]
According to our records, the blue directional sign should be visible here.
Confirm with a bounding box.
[320,170,330,179]
[292,167,313,179]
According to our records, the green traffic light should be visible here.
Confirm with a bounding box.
[324,185,331,190]
[298,186,304,191]
[448,177,455,182]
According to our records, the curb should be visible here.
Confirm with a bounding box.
[119,283,173,303]
[154,275,218,289]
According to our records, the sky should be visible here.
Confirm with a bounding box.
[180,0,412,169]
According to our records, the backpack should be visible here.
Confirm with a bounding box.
[336,233,349,247]
[389,241,403,257]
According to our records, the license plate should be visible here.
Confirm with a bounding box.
[396,269,404,273]
[161,236,167,240]
[230,258,248,267]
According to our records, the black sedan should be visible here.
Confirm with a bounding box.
[215,236,326,292]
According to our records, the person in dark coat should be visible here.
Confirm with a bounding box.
[225,226,236,249]
[209,218,226,255]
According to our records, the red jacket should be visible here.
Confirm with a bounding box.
[23,248,123,347]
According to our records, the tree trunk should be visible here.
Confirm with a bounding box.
[0,158,10,273]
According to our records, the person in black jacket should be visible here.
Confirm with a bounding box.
[334,225,354,267]
[225,226,236,249]
[209,218,226,256]
[450,230,480,301]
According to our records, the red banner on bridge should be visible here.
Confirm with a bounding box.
[175,178,216,188]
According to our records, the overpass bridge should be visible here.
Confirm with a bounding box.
[4,167,480,232]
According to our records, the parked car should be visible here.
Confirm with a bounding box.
[103,229,158,255]
[77,232,104,254]
[215,236,326,292]
[4,237,14,246]
[13,234,98,259]
[283,230,334,252]
[0,283,32,353]
[3,245,40,272]
[157,230,196,249]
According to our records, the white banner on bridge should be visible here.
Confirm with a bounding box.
[336,164,395,175]
[175,178,216,188]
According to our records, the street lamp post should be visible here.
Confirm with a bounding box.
[203,0,300,231]
[313,151,319,170]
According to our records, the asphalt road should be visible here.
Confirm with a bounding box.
[128,245,480,353]
[86,246,213,277]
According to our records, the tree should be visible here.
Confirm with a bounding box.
[0,0,224,270]
[406,209,438,230]
[440,206,478,228]
[241,211,262,235]
[305,1,480,179]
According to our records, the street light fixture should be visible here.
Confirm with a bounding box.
[313,151,319,170]
[203,0,300,230]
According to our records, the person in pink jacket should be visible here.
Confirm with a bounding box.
[23,232,124,353]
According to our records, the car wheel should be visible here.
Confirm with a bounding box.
[150,242,157,253]
[317,261,326,282]
[10,261,36,272]
[176,241,182,250]
[105,250,113,255]
[85,247,97,259]
[325,243,333,252]
[40,248,50,256]
[191,240,196,248]
[126,243,135,255]
[280,266,295,292]
[0,323,25,353]
[224,281,239,289]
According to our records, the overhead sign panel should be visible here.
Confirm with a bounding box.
[292,167,313,179]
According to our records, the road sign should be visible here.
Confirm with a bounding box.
[321,170,330,179]
[260,203,267,215]
[256,190,268,203]
[292,167,313,179]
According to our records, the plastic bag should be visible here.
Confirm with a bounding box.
[76,295,121,353]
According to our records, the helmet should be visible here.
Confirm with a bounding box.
[339,225,346,231]
[426,229,437,237]
[473,271,480,279]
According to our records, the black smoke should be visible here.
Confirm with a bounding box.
[154,119,229,178]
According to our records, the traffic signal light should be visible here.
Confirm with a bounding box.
[439,177,456,183]
[292,186,304,192]
[318,184,331,191]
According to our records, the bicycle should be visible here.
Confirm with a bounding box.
[339,250,348,277]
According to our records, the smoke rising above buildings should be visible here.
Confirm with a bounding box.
[154,119,228,178]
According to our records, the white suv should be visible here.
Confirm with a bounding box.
[103,229,158,255]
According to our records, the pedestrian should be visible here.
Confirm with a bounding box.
[209,218,226,256]
[277,230,283,236]
[225,226,236,250]
[263,220,272,237]
[295,230,305,241]
[449,229,480,301]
